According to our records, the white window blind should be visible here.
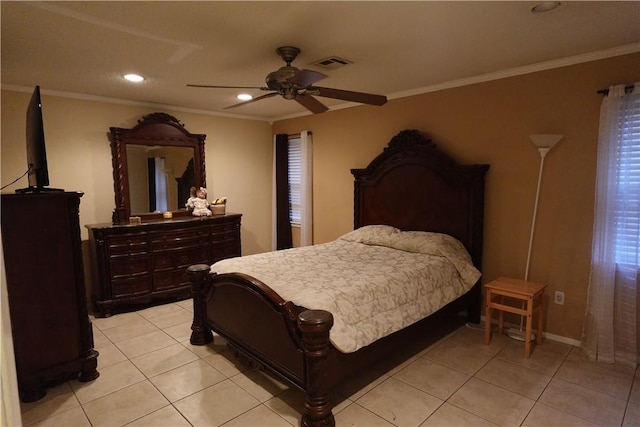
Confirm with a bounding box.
[614,92,640,266]
[288,137,302,224]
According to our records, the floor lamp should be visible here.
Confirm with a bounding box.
[507,134,563,342]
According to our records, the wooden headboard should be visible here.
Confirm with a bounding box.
[351,129,489,269]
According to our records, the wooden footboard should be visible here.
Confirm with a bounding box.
[187,264,336,427]
[188,264,478,427]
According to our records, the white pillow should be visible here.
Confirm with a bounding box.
[338,224,400,245]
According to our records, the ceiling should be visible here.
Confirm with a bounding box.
[2,1,639,122]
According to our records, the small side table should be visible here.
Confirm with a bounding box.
[484,277,547,358]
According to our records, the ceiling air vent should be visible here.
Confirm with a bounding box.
[311,56,353,69]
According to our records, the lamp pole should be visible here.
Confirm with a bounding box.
[507,135,562,342]
[524,146,550,282]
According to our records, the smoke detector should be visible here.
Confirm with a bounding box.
[531,2,561,13]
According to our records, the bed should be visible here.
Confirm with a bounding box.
[187,129,489,427]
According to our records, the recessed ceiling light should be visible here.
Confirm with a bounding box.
[531,1,561,13]
[123,73,145,83]
[237,93,253,101]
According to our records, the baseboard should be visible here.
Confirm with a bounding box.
[479,316,582,347]
[542,331,581,347]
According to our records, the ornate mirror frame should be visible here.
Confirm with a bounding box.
[109,113,206,224]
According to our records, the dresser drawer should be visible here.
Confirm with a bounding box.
[153,270,190,291]
[151,248,209,272]
[109,258,149,280]
[211,224,238,240]
[107,233,148,257]
[150,228,210,252]
[212,242,240,262]
[112,277,151,298]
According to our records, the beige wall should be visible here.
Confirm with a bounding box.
[0,92,274,256]
[2,53,638,342]
[273,53,640,341]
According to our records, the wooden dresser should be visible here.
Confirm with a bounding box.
[1,192,99,402]
[86,213,241,316]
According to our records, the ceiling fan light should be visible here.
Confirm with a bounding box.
[237,93,253,101]
[123,73,144,83]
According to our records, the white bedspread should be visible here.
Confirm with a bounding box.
[211,225,480,353]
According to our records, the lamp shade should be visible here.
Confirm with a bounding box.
[529,134,563,150]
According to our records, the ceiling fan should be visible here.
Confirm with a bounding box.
[187,46,387,114]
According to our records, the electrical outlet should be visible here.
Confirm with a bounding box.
[554,291,565,305]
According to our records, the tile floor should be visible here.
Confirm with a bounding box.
[19,300,640,427]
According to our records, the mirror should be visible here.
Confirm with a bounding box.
[126,145,195,214]
[109,113,206,224]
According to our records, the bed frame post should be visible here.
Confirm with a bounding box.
[298,310,336,427]
[187,264,214,345]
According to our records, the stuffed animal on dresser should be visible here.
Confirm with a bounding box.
[186,187,212,216]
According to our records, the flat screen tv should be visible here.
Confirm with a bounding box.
[16,86,63,193]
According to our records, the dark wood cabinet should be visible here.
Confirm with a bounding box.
[87,213,241,316]
[1,192,99,402]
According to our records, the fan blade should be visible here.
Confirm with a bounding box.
[187,84,268,90]
[310,86,387,106]
[295,94,328,114]
[290,69,326,88]
[223,92,278,109]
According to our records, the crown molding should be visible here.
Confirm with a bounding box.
[387,43,640,101]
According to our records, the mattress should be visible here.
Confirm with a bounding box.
[211,225,481,352]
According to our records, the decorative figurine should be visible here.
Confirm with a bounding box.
[186,187,212,217]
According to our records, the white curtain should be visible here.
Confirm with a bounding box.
[299,131,313,246]
[271,132,313,250]
[582,83,640,366]
[271,135,278,251]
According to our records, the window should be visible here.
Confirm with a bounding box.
[273,131,312,249]
[288,137,302,224]
[612,90,640,266]
[583,83,639,365]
